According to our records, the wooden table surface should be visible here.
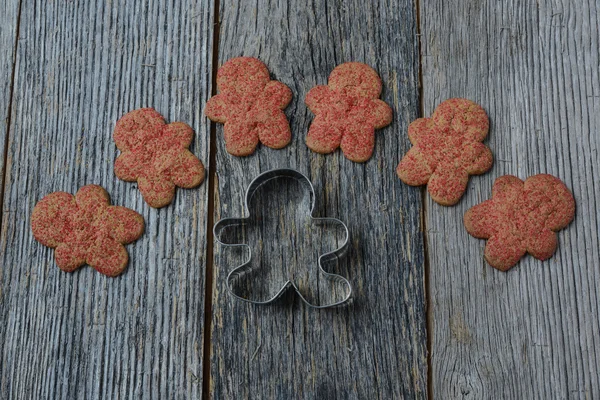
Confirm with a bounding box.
[0,0,598,399]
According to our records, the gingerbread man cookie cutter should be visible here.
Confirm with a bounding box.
[213,169,352,308]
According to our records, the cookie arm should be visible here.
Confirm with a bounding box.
[491,175,524,201]
[163,122,194,148]
[205,94,230,123]
[396,147,433,186]
[167,150,206,188]
[31,192,77,248]
[104,206,145,244]
[114,151,144,181]
[261,81,292,109]
[464,200,497,239]
[426,165,469,206]
[305,85,333,115]
[524,174,576,231]
[213,219,249,245]
[363,99,392,129]
[407,118,434,145]
[460,142,494,175]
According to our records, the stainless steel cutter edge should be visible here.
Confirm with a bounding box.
[213,168,353,309]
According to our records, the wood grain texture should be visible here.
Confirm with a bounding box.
[210,0,427,398]
[0,0,20,206]
[420,0,600,398]
[0,1,213,398]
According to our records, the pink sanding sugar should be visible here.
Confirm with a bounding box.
[464,174,575,271]
[305,62,392,162]
[397,98,493,206]
[205,57,292,156]
[31,185,145,277]
[114,108,205,208]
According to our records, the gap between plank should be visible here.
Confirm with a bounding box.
[202,0,220,398]
[0,0,23,230]
[414,0,434,398]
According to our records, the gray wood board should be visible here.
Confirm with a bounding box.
[420,0,600,398]
[0,0,20,206]
[210,0,427,398]
[0,1,213,398]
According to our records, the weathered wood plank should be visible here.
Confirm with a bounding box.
[0,1,213,398]
[421,0,600,398]
[0,0,20,208]
[210,1,426,398]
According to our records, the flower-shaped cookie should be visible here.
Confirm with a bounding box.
[113,108,205,208]
[305,62,393,162]
[213,169,352,308]
[464,174,575,271]
[205,57,292,156]
[397,98,493,205]
[31,185,145,277]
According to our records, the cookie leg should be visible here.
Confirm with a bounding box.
[137,174,176,208]
[526,229,558,261]
[103,206,145,244]
[339,124,375,162]
[427,166,469,206]
[306,117,343,155]
[223,119,259,156]
[87,237,130,277]
[484,232,527,271]
[54,243,87,273]
[255,109,291,149]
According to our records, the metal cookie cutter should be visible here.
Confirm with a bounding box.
[213,168,352,308]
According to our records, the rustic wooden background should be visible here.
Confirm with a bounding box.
[0,0,598,399]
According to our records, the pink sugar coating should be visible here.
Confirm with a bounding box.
[305,62,393,162]
[31,185,145,277]
[464,174,576,271]
[114,108,205,208]
[205,57,292,156]
[397,98,493,205]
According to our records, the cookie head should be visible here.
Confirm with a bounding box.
[114,108,166,151]
[217,57,271,96]
[464,174,575,271]
[328,62,383,99]
[397,98,493,206]
[432,98,489,141]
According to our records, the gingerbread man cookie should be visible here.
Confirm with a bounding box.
[205,57,292,156]
[397,98,493,205]
[464,174,575,271]
[113,108,205,208]
[31,185,145,277]
[305,62,393,162]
